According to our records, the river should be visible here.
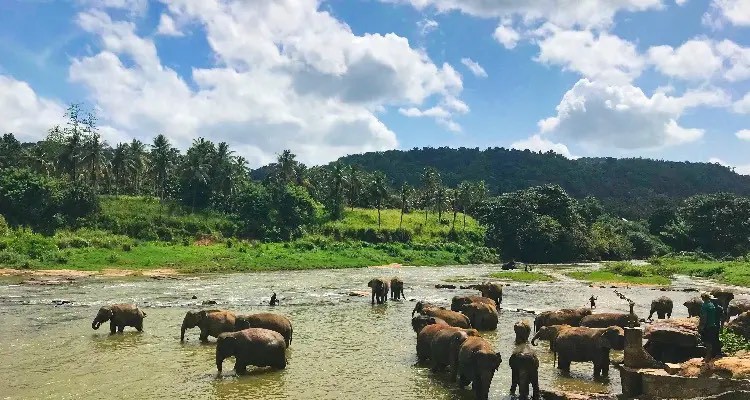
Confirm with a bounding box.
[0,265,740,400]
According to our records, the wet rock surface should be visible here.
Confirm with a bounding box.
[644,318,704,363]
[727,311,750,340]
[679,352,750,380]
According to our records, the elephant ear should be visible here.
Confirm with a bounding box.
[367,280,374,288]
[598,327,621,348]
[101,306,113,319]
[494,352,503,370]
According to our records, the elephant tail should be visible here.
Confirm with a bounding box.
[289,325,293,346]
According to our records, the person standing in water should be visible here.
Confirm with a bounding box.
[589,295,597,309]
[270,293,279,306]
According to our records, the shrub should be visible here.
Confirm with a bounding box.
[0,250,28,266]
[0,214,8,236]
[467,246,500,264]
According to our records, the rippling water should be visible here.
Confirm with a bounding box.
[0,265,738,400]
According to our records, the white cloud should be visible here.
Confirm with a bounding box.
[737,129,750,141]
[511,134,575,158]
[675,0,688,5]
[78,0,148,15]
[398,95,469,132]
[0,75,66,142]
[417,19,439,36]
[68,1,467,166]
[540,79,729,150]
[460,58,487,77]
[387,0,663,29]
[156,14,183,37]
[704,0,750,28]
[648,39,723,80]
[716,40,750,82]
[709,157,750,175]
[536,28,644,84]
[734,93,750,114]
[493,20,520,49]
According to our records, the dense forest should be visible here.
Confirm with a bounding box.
[254,147,750,219]
[2,104,750,269]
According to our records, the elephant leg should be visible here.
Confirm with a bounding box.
[532,370,540,400]
[648,310,654,320]
[557,356,570,372]
[199,328,209,343]
[371,292,375,305]
[458,373,470,388]
[519,374,529,400]
[117,325,125,333]
[109,321,116,335]
[602,358,610,377]
[234,362,247,375]
[510,368,518,394]
[593,363,601,378]
[135,321,143,332]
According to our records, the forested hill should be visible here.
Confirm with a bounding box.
[330,147,750,219]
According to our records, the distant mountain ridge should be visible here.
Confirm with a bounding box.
[253,147,750,219]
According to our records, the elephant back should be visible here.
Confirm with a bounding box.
[236,313,292,346]
[555,327,614,362]
[728,299,750,317]
[581,312,638,329]
[424,307,471,329]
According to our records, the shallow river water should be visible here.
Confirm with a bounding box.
[0,265,744,400]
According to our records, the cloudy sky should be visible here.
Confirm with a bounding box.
[1,0,749,171]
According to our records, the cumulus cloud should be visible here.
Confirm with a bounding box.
[156,14,183,37]
[510,134,575,158]
[417,19,439,36]
[704,0,750,28]
[78,0,148,15]
[386,0,663,29]
[734,93,750,114]
[0,75,66,141]
[648,39,724,80]
[460,58,487,78]
[539,79,729,150]
[68,0,467,166]
[716,40,750,82]
[536,28,644,84]
[398,95,469,132]
[737,129,750,141]
[493,20,520,49]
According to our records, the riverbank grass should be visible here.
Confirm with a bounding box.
[486,271,554,282]
[650,255,750,287]
[567,261,673,285]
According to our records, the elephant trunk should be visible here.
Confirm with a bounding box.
[92,320,101,330]
[216,353,223,373]
[180,323,187,342]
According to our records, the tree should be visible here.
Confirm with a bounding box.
[0,133,22,169]
[370,172,389,227]
[399,183,412,229]
[675,193,750,255]
[448,188,459,230]
[273,149,298,186]
[273,184,318,240]
[327,163,347,220]
[421,167,439,221]
[59,103,85,181]
[127,139,147,194]
[347,165,362,209]
[110,143,129,195]
[458,181,472,229]
[180,138,214,212]
[148,134,176,200]
[81,112,106,191]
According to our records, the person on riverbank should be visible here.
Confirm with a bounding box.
[699,292,722,360]
[589,295,597,309]
[270,293,279,306]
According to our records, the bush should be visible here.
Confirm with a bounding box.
[1,229,57,260]
[0,250,28,266]
[721,330,750,355]
[467,246,500,264]
[0,214,8,236]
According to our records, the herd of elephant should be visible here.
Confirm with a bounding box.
[87,277,749,400]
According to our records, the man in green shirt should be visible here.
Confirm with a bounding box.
[699,292,721,360]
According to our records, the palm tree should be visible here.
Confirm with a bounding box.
[448,188,459,230]
[213,142,235,195]
[458,181,472,229]
[148,134,175,200]
[127,139,148,194]
[328,162,347,220]
[82,112,106,191]
[399,183,411,230]
[276,149,297,185]
[435,184,446,222]
[421,167,439,222]
[110,143,129,195]
[181,137,215,212]
[370,172,389,227]
[347,165,362,210]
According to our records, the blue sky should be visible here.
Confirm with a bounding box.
[1,0,749,171]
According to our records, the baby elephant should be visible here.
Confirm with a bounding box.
[235,313,293,347]
[91,303,146,334]
[216,328,287,375]
[457,336,502,400]
[510,321,540,400]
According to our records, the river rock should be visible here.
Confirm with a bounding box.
[434,284,456,289]
[191,295,197,299]
[202,300,218,305]
[348,291,368,297]
[540,389,617,400]
[727,312,750,340]
[51,299,72,306]
[645,318,701,347]
[679,352,750,379]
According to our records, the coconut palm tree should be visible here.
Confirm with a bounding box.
[127,139,148,194]
[399,183,412,229]
[148,134,176,200]
[370,172,389,227]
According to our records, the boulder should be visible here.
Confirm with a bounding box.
[679,352,750,380]
[644,318,704,363]
[727,312,750,341]
[728,299,750,319]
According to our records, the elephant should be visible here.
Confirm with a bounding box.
[429,327,480,378]
[510,321,540,400]
[711,289,735,321]
[554,326,623,378]
[728,299,750,319]
[531,324,572,366]
[534,308,592,332]
[684,297,703,317]
[368,278,389,305]
[457,336,503,400]
[417,323,452,361]
[450,295,496,312]
[390,277,405,300]
[181,309,236,343]
[215,328,287,374]
[413,301,471,328]
[411,315,448,334]
[648,296,673,320]
[581,312,640,329]
[461,302,498,331]
[235,313,293,347]
[474,282,503,306]
[91,303,146,334]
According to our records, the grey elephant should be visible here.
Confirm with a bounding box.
[710,288,734,313]
[417,323,451,361]
[648,296,673,320]
[235,313,293,347]
[91,303,146,334]
[473,282,503,306]
[510,321,540,400]
[181,309,236,343]
[534,308,592,331]
[457,336,503,400]
[368,278,389,305]
[450,295,495,312]
[390,277,405,300]
[413,301,471,328]
[684,297,702,317]
[411,315,447,334]
[429,327,480,378]
[555,326,623,378]
[531,324,572,366]
[728,299,750,319]
[581,312,639,329]
[461,302,498,331]
[216,328,287,375]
